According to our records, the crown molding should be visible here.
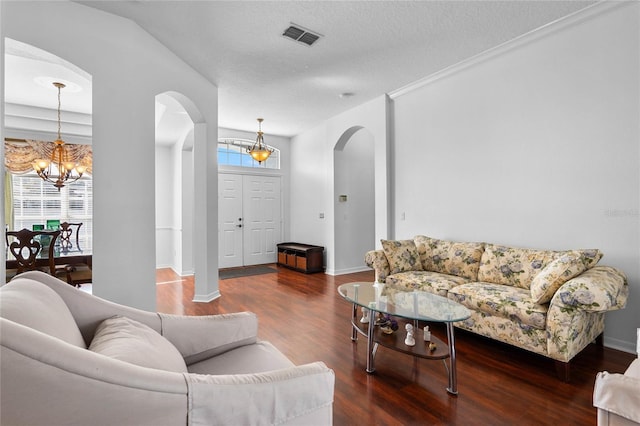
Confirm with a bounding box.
[3,128,92,145]
[389,1,631,100]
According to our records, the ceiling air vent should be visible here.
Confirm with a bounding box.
[282,24,322,47]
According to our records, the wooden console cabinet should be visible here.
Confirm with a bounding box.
[276,243,324,273]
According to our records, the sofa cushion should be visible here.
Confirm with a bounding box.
[448,283,548,330]
[0,278,86,348]
[477,244,561,289]
[530,252,588,304]
[381,239,423,274]
[89,315,188,373]
[187,340,294,375]
[385,271,469,298]
[414,236,484,280]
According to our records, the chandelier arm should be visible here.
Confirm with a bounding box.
[37,172,56,184]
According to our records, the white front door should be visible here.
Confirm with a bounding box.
[243,175,281,266]
[218,173,281,268]
[218,174,244,268]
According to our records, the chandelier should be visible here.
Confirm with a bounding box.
[32,82,86,191]
[246,118,273,164]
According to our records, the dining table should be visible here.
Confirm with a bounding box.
[5,239,92,271]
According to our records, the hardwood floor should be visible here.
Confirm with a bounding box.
[156,266,635,426]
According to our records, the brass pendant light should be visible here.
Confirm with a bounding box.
[247,118,273,164]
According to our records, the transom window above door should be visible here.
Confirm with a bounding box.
[218,138,280,169]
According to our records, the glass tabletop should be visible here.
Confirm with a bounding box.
[6,237,92,260]
[338,281,470,323]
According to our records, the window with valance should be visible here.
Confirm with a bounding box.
[4,139,92,243]
[4,139,92,175]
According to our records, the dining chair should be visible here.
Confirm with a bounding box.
[61,257,92,287]
[6,228,61,282]
[54,222,91,286]
[59,222,83,250]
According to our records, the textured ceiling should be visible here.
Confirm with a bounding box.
[8,1,597,138]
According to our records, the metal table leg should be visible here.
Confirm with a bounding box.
[446,322,458,395]
[366,312,376,373]
[351,303,358,341]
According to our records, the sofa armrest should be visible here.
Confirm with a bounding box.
[365,250,391,283]
[185,361,334,425]
[550,266,628,312]
[20,271,260,364]
[1,318,189,426]
[17,271,165,344]
[593,363,640,424]
[159,312,258,365]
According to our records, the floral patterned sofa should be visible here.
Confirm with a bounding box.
[365,236,629,380]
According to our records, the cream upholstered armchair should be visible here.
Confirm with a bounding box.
[593,329,640,426]
[0,271,334,425]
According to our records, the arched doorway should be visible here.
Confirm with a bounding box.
[155,93,194,277]
[155,91,217,302]
[3,38,93,282]
[333,126,375,274]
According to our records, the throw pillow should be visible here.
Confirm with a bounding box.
[89,315,188,373]
[414,235,484,280]
[381,239,423,274]
[530,253,588,304]
[478,244,560,289]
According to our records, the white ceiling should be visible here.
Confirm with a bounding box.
[4,39,92,113]
[6,1,596,139]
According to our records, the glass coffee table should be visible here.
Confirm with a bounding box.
[338,281,471,395]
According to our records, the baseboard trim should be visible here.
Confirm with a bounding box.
[192,290,221,303]
[328,266,372,276]
[604,335,637,355]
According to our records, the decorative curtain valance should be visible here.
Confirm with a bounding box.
[4,139,92,175]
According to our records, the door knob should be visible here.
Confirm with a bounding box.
[236,224,242,228]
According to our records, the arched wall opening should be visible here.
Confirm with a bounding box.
[155,91,213,301]
[155,92,193,276]
[3,37,93,282]
[333,126,375,274]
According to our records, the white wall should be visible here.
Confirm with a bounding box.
[291,96,389,274]
[155,130,195,276]
[390,2,639,352]
[334,128,375,273]
[155,145,174,268]
[290,124,329,248]
[2,1,219,310]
